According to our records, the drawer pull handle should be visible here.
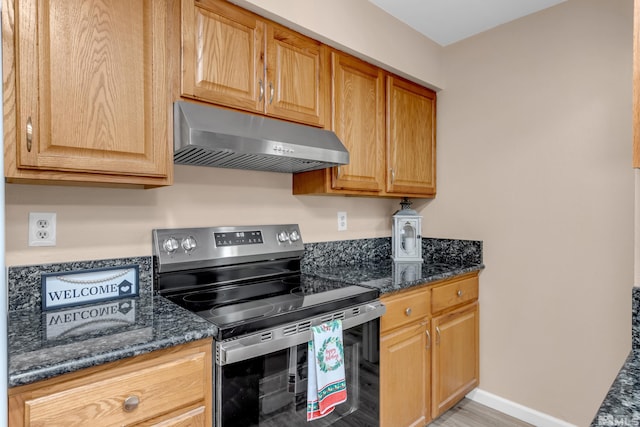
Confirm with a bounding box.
[426,329,431,350]
[457,290,463,297]
[26,117,33,152]
[269,82,274,104]
[123,395,140,412]
[405,307,412,316]
[435,326,441,345]
[258,79,264,102]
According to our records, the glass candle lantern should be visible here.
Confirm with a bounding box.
[392,198,423,262]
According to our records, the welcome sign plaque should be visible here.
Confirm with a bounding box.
[41,265,139,311]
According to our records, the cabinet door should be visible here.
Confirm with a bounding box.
[330,52,384,192]
[380,321,430,427]
[432,302,479,418]
[266,23,326,126]
[181,0,265,113]
[15,0,170,179]
[386,76,437,196]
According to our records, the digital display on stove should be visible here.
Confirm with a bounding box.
[214,231,263,247]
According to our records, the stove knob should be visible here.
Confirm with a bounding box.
[162,237,179,254]
[277,231,290,243]
[181,236,197,252]
[289,230,300,242]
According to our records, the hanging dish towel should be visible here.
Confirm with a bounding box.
[307,319,347,421]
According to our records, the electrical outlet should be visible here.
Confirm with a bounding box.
[29,212,56,246]
[337,211,347,231]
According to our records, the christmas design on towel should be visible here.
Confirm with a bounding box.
[307,319,347,421]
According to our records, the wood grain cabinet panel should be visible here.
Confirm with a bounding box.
[8,339,213,427]
[431,274,479,314]
[181,0,327,127]
[329,51,385,192]
[266,23,326,125]
[380,286,431,427]
[4,0,172,187]
[381,285,430,333]
[380,321,430,427]
[386,75,437,196]
[431,302,479,418]
[181,0,265,113]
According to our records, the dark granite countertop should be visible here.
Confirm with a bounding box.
[591,351,640,426]
[302,237,484,295]
[591,288,640,426]
[8,295,216,387]
[308,259,484,295]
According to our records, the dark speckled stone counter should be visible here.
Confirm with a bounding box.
[7,257,216,387]
[303,237,484,295]
[591,288,640,426]
[307,259,483,295]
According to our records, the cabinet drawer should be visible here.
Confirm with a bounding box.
[431,275,478,314]
[381,287,430,333]
[24,351,207,426]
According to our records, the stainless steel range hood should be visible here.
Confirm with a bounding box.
[173,101,349,173]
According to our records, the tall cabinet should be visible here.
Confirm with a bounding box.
[4,0,173,187]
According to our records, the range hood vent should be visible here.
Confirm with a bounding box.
[173,101,349,173]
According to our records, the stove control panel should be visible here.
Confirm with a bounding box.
[153,224,304,273]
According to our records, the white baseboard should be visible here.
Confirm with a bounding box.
[466,388,577,427]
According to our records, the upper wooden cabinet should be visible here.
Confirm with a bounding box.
[4,0,173,187]
[293,52,437,198]
[386,76,437,196]
[330,51,385,192]
[181,0,328,127]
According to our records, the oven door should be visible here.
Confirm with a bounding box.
[215,303,384,427]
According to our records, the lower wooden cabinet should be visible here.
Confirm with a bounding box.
[431,302,479,418]
[380,273,479,427]
[8,339,213,427]
[380,320,430,427]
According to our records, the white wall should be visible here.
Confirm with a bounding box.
[426,1,634,425]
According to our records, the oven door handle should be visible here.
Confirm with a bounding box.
[216,301,386,365]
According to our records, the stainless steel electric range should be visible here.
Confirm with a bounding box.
[153,224,385,427]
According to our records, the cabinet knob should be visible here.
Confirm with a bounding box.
[405,307,412,316]
[123,395,140,412]
[457,290,463,297]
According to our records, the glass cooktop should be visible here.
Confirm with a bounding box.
[165,274,378,340]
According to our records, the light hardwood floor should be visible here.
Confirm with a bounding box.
[429,399,534,427]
